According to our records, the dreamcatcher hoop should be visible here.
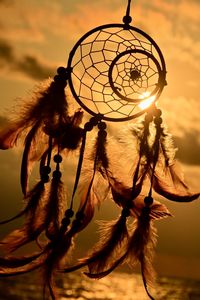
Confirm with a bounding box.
[0,1,198,300]
[67,23,167,122]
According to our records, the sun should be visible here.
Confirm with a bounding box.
[138,92,156,110]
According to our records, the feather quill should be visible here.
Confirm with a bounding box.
[21,120,42,195]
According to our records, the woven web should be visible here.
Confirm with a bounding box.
[70,27,162,120]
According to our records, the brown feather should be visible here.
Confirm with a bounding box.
[21,120,42,195]
[82,213,129,276]
[152,172,199,202]
[0,251,43,268]
[44,178,66,240]
[0,181,45,226]
[0,122,24,149]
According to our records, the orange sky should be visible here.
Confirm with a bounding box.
[0,0,200,280]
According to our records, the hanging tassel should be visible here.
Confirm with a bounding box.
[82,208,129,277]
[44,154,66,241]
[126,197,157,300]
[149,108,200,202]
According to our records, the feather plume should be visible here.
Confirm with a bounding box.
[0,251,43,268]
[0,251,48,277]
[126,210,157,299]
[152,171,199,202]
[0,180,45,226]
[0,181,46,252]
[82,213,129,277]
[44,177,66,240]
[0,122,24,149]
[21,120,42,195]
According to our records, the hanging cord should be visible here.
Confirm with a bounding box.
[148,108,162,198]
[123,0,132,28]
[59,115,101,234]
[69,116,99,211]
[40,136,53,183]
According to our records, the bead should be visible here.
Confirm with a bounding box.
[122,207,130,217]
[41,165,51,175]
[144,195,153,206]
[65,209,74,218]
[53,170,62,179]
[123,15,132,24]
[145,113,153,123]
[57,66,66,75]
[84,122,93,131]
[61,217,71,227]
[90,116,99,126]
[154,108,162,117]
[41,174,49,183]
[98,122,106,130]
[54,154,62,163]
[98,129,107,138]
[154,117,162,125]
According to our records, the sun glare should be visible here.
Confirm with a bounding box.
[138,92,156,110]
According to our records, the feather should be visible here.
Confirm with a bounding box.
[0,181,45,226]
[0,251,43,268]
[0,181,46,252]
[152,172,199,202]
[44,177,66,240]
[21,120,42,195]
[82,211,129,277]
[0,251,48,277]
[0,122,24,149]
[42,229,75,300]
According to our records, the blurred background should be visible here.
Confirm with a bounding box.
[0,0,200,298]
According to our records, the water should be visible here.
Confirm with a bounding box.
[0,271,200,300]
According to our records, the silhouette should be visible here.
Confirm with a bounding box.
[0,0,199,299]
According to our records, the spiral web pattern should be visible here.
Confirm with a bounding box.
[68,26,164,121]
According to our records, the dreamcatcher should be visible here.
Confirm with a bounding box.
[0,1,199,299]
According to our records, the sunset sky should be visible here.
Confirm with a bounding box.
[0,0,200,281]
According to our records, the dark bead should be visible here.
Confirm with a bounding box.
[53,75,67,87]
[90,116,99,126]
[123,15,132,24]
[98,129,107,138]
[122,207,130,217]
[145,113,153,123]
[54,154,62,163]
[144,195,153,206]
[76,211,84,220]
[41,165,51,175]
[98,122,106,130]
[154,117,162,125]
[53,170,62,179]
[84,122,93,131]
[154,108,162,117]
[41,174,49,183]
[57,66,66,75]
[65,209,74,218]
[61,217,71,227]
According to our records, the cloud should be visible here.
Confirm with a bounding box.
[174,130,200,166]
[0,39,14,62]
[0,39,54,80]
[16,55,54,80]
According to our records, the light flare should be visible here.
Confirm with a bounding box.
[138,92,156,110]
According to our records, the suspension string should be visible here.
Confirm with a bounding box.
[148,108,162,198]
[69,116,99,211]
[123,0,132,27]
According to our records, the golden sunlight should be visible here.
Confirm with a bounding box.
[138,92,156,110]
